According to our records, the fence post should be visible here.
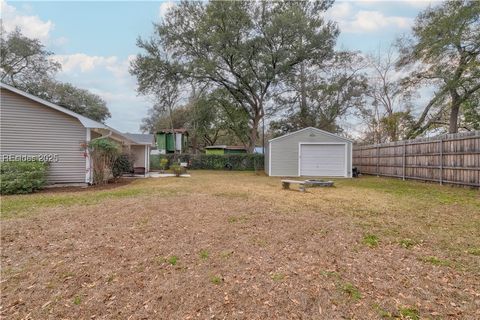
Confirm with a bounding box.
[439,139,443,185]
[402,141,406,181]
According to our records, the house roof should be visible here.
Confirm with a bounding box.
[124,133,154,145]
[1,82,108,129]
[0,82,145,146]
[268,127,353,143]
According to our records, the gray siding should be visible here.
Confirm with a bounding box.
[269,128,352,177]
[1,89,87,183]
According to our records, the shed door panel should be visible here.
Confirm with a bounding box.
[300,144,345,177]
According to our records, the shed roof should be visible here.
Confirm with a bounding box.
[268,127,353,143]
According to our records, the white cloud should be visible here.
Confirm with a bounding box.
[337,0,439,8]
[52,54,119,73]
[328,2,353,20]
[0,0,54,41]
[329,6,413,33]
[401,0,440,9]
[158,1,175,19]
[51,53,150,132]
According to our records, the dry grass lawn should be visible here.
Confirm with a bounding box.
[1,171,479,319]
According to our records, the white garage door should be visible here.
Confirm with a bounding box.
[300,144,346,177]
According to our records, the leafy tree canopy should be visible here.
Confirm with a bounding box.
[131,0,338,151]
[1,26,111,123]
[397,0,480,136]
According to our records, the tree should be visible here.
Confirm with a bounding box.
[28,80,111,122]
[0,26,60,90]
[130,41,185,153]
[140,87,249,151]
[141,104,190,133]
[131,0,338,152]
[397,0,480,135]
[460,93,480,130]
[1,27,111,122]
[362,48,414,143]
[270,51,367,136]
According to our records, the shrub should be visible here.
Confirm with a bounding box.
[159,158,169,172]
[0,161,49,195]
[112,153,134,179]
[88,138,120,185]
[150,153,264,171]
[170,163,183,177]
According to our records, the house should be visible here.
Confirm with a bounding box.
[155,129,188,154]
[0,83,151,184]
[265,127,353,177]
[205,145,247,155]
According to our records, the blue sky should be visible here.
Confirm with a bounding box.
[1,0,438,133]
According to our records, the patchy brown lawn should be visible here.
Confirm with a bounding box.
[1,171,479,319]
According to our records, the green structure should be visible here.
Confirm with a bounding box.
[156,129,188,154]
[205,145,247,155]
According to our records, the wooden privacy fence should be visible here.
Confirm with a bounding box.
[352,131,480,188]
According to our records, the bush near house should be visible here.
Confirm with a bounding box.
[0,161,49,195]
[112,153,135,179]
[88,138,120,185]
[151,154,264,171]
[159,158,169,173]
[170,163,183,177]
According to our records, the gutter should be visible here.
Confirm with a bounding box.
[90,129,113,143]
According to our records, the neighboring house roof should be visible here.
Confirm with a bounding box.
[124,133,154,145]
[157,128,188,134]
[268,127,353,143]
[0,82,144,146]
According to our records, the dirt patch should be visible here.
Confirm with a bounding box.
[1,172,479,319]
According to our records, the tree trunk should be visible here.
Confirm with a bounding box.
[248,113,261,153]
[299,62,309,128]
[449,89,461,134]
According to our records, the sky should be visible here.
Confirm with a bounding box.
[0,0,440,133]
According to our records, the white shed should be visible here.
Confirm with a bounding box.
[265,127,353,178]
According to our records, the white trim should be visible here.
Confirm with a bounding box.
[298,142,349,178]
[268,141,272,176]
[350,142,353,178]
[144,145,149,173]
[85,128,92,184]
[269,127,353,143]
